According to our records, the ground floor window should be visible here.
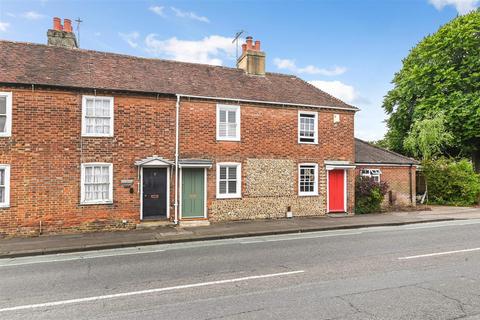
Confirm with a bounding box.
[0,165,10,207]
[299,163,318,196]
[360,168,381,182]
[216,162,241,198]
[81,163,113,204]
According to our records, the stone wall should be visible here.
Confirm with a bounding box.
[210,158,326,221]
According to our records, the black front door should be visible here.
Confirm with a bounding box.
[142,168,167,219]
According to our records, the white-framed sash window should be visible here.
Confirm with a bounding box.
[0,165,10,208]
[298,111,318,144]
[82,96,114,137]
[298,163,318,196]
[81,163,113,204]
[0,92,12,137]
[216,162,241,198]
[216,104,240,141]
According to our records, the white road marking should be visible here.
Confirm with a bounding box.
[399,247,480,260]
[0,248,165,268]
[0,270,305,313]
[240,231,362,244]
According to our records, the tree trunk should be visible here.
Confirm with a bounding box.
[472,149,480,173]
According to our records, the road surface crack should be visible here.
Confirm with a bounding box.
[414,284,469,319]
[203,308,265,320]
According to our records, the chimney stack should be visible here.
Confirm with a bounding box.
[236,36,266,76]
[47,17,78,49]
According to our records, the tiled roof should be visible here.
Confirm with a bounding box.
[355,138,419,165]
[0,40,358,110]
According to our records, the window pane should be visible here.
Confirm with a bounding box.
[0,116,6,132]
[228,166,237,180]
[219,167,227,180]
[219,110,226,123]
[0,169,3,185]
[228,181,237,194]
[0,97,6,114]
[227,110,236,123]
[103,100,110,116]
[219,123,227,137]
[0,187,4,203]
[219,181,227,194]
[227,123,236,137]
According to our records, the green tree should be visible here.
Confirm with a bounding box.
[403,113,453,161]
[383,10,480,169]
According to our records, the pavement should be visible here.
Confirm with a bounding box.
[2,218,480,319]
[1,205,480,258]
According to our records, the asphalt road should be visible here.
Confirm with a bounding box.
[2,219,480,319]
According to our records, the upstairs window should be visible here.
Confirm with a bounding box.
[299,163,318,196]
[360,169,382,182]
[298,111,318,144]
[0,92,12,137]
[216,104,240,141]
[82,96,114,137]
[81,163,113,204]
[0,165,10,208]
[216,163,241,198]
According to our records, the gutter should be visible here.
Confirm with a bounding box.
[176,93,359,112]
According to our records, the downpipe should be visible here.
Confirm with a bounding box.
[174,94,180,225]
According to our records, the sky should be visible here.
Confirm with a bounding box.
[0,0,478,141]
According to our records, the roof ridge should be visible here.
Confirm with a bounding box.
[355,138,419,163]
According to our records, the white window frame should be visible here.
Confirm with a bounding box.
[81,95,114,137]
[216,162,242,199]
[298,111,318,144]
[0,164,11,208]
[360,169,381,182]
[80,162,114,205]
[0,92,13,137]
[216,104,241,141]
[298,163,318,196]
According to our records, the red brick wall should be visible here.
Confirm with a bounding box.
[0,86,355,236]
[355,165,416,208]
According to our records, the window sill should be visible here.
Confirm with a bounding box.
[216,194,241,199]
[298,141,318,145]
[0,133,12,138]
[0,204,10,208]
[298,193,319,197]
[80,200,113,205]
[216,137,241,142]
[81,134,114,138]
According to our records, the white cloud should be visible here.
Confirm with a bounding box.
[309,80,359,104]
[273,58,347,76]
[145,34,235,65]
[170,7,210,23]
[149,6,166,17]
[119,31,140,48]
[0,21,10,32]
[429,0,479,14]
[6,12,16,18]
[94,32,101,37]
[21,11,45,20]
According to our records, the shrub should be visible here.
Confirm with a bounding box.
[423,158,480,206]
[355,177,389,214]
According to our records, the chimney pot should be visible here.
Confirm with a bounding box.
[53,17,62,31]
[254,40,261,51]
[241,43,247,54]
[63,19,72,32]
[246,36,253,50]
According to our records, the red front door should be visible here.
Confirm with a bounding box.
[328,170,345,212]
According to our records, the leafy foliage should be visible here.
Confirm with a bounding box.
[355,177,389,214]
[403,113,453,160]
[383,11,480,161]
[423,158,480,206]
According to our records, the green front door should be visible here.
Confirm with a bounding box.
[181,168,205,218]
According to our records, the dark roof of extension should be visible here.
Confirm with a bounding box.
[355,138,419,165]
[0,40,357,110]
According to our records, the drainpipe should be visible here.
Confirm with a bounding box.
[409,164,413,205]
[174,94,180,225]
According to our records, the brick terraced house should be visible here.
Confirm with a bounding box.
[0,18,362,236]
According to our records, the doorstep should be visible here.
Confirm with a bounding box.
[179,220,211,227]
[136,220,173,229]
